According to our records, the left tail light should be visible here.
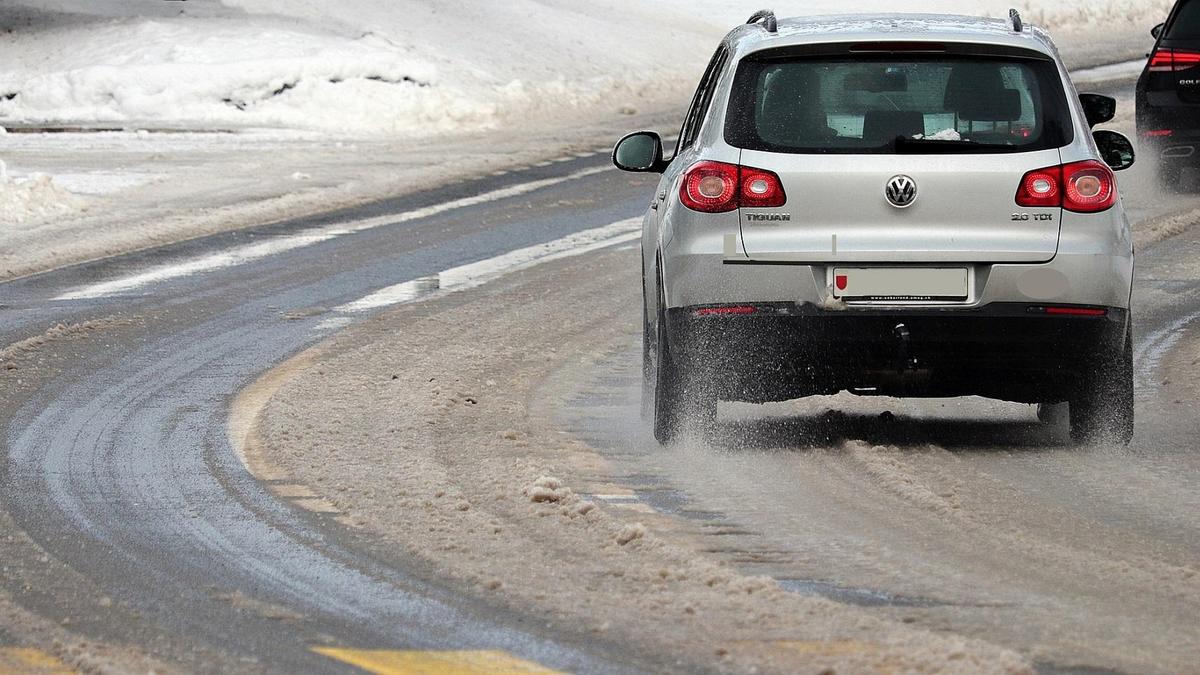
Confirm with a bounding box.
[680,161,786,213]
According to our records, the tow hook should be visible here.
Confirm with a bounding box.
[894,323,918,371]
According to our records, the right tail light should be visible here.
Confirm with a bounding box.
[1016,160,1116,213]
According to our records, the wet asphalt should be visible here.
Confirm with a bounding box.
[0,152,662,673]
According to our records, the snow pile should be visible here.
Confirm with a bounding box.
[0,161,83,225]
[524,475,572,503]
[915,129,964,141]
[0,19,494,135]
[564,0,1175,37]
[1013,0,1173,33]
[0,0,1172,137]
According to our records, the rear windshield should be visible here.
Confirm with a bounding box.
[725,54,1073,154]
[1167,0,1200,38]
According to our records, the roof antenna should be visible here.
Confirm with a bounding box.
[1009,8,1024,32]
[747,9,778,33]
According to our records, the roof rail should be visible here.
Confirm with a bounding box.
[747,9,778,34]
[1009,8,1023,32]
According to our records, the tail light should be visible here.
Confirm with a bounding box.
[740,166,787,208]
[1016,166,1062,208]
[1062,162,1116,212]
[1043,306,1107,317]
[1148,48,1200,72]
[1016,160,1117,213]
[681,161,738,212]
[680,161,786,213]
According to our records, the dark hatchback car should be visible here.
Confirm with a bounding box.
[1137,0,1200,188]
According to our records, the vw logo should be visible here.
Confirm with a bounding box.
[885,175,918,209]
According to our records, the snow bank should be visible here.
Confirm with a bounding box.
[0,1,1173,137]
[0,161,83,225]
[0,18,493,135]
[666,0,1173,33]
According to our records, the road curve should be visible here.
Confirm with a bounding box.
[0,152,661,672]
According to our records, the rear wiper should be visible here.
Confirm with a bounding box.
[892,136,1013,154]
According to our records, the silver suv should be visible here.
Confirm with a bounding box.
[613,10,1137,445]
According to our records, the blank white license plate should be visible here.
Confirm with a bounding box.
[833,267,968,301]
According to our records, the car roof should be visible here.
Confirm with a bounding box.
[725,13,1060,59]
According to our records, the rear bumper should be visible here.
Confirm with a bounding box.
[1141,135,1200,164]
[667,302,1128,404]
[1137,101,1200,162]
[660,210,1133,312]
[1137,126,1200,162]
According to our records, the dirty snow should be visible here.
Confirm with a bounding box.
[0,161,84,225]
[253,246,1033,674]
[914,129,964,142]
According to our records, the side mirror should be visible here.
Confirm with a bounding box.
[1094,130,1136,171]
[1079,93,1116,128]
[1152,23,1164,39]
[613,131,667,173]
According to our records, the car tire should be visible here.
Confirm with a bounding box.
[1069,326,1134,446]
[641,306,655,421]
[1036,401,1068,425]
[651,271,715,445]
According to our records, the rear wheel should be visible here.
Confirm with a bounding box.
[651,273,715,444]
[641,325,654,421]
[1036,401,1068,426]
[1069,326,1134,446]
[640,271,654,421]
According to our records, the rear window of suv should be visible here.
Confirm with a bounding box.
[725,50,1073,154]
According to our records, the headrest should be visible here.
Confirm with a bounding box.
[862,110,925,144]
[758,69,827,144]
[761,69,818,114]
[944,63,1023,122]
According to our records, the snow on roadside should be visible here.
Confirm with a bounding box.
[0,18,494,135]
[0,160,84,226]
[0,0,1174,137]
[650,0,1173,33]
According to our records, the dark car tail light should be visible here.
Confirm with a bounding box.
[1148,48,1200,72]
[1015,160,1116,213]
[680,161,786,213]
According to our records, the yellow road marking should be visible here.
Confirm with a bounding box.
[0,648,73,674]
[312,648,560,675]
[770,640,881,656]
